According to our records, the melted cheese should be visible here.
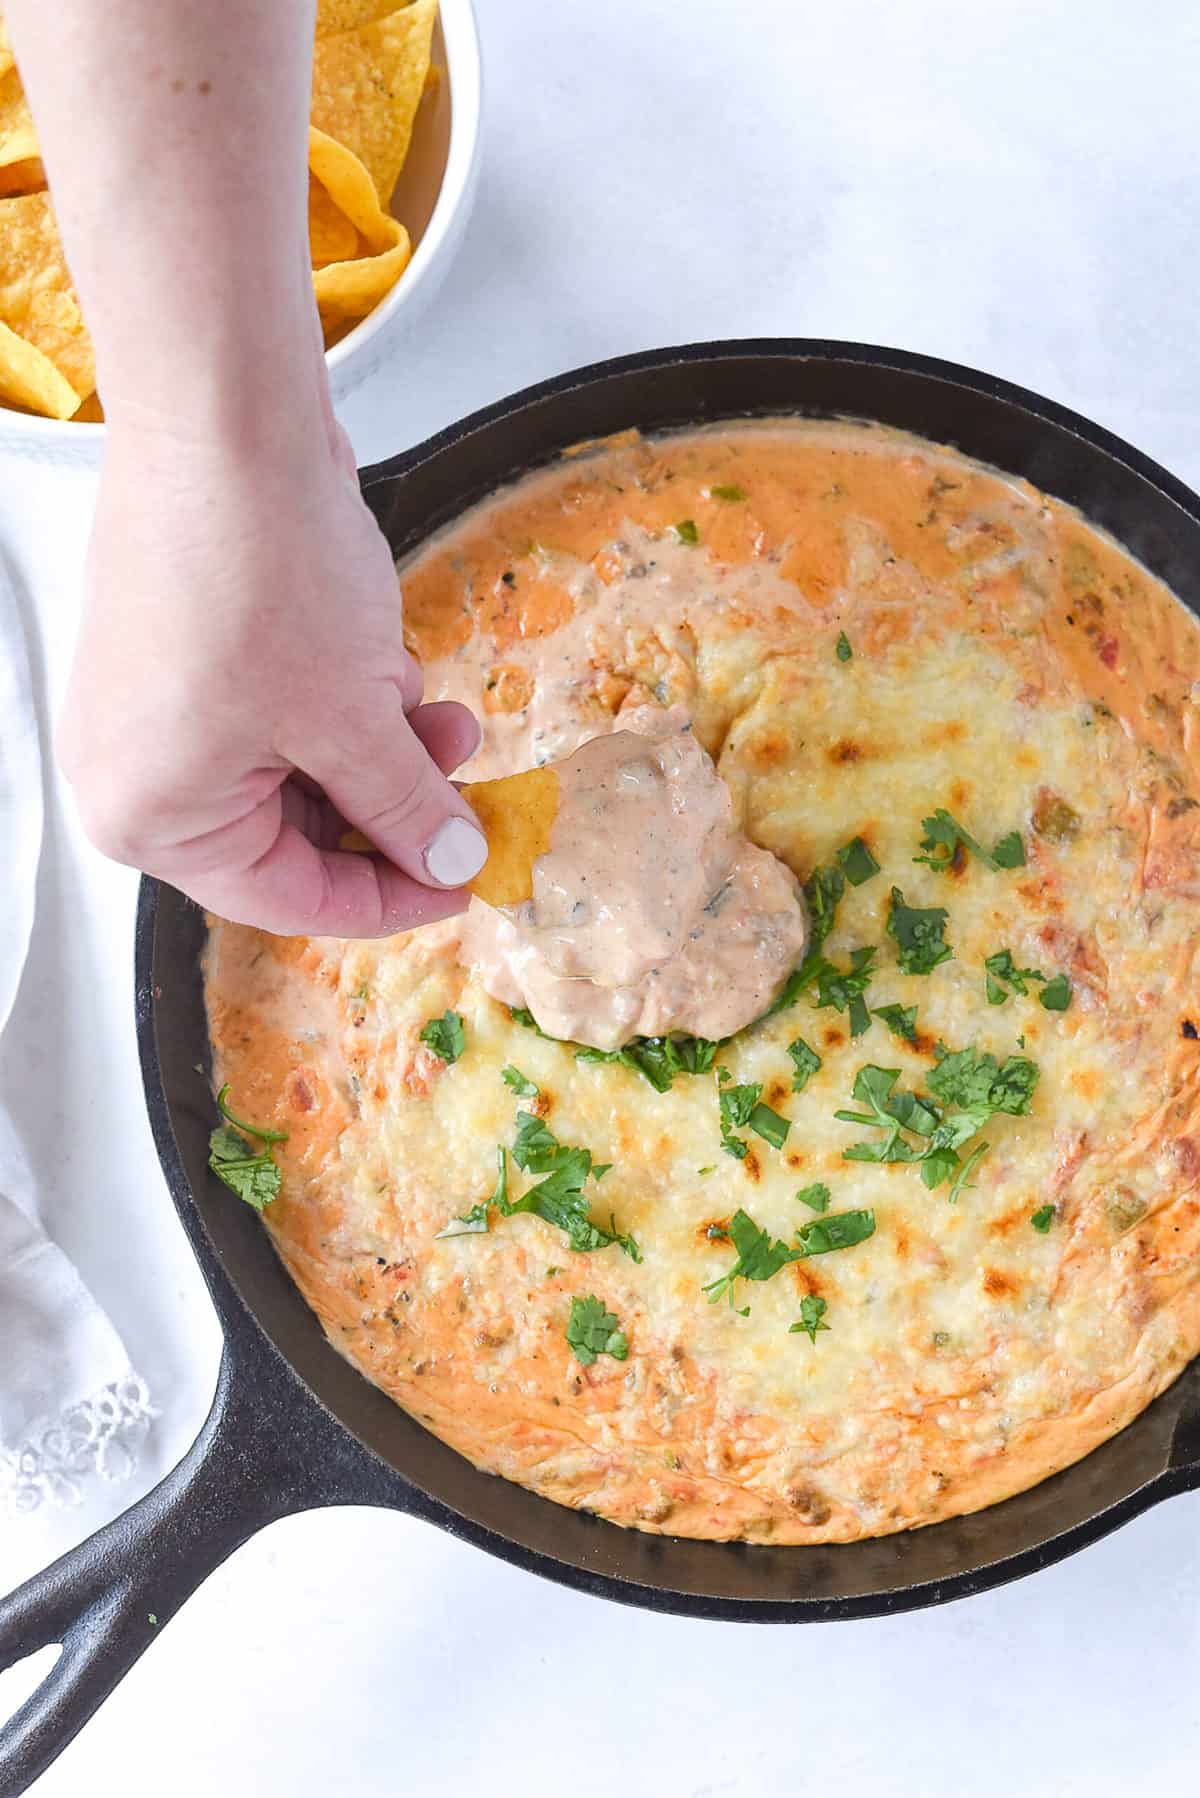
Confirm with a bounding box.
[205,420,1200,1543]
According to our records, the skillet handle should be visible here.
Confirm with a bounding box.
[0,1337,399,1798]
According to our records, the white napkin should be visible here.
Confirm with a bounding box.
[0,552,152,1515]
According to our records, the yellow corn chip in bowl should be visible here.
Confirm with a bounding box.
[0,316,80,418]
[0,65,41,197]
[0,192,94,414]
[0,0,480,440]
[311,0,438,207]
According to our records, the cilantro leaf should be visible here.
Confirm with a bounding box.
[576,1031,718,1093]
[947,1141,990,1203]
[927,1048,1039,1116]
[887,887,952,974]
[208,1124,282,1212]
[1038,973,1073,1012]
[836,1065,929,1164]
[984,948,1046,1005]
[673,518,699,545]
[566,1294,629,1366]
[703,1207,801,1309]
[836,631,853,662]
[501,1065,539,1098]
[795,1209,876,1255]
[512,1109,563,1172]
[215,1084,287,1144]
[419,1010,466,1064]
[1030,1204,1056,1232]
[913,809,1026,875]
[458,1119,641,1259]
[796,1182,831,1212]
[208,1088,287,1211]
[749,1103,790,1150]
[873,1002,918,1043]
[710,483,746,502]
[836,835,880,886]
[510,1005,556,1039]
[790,1295,829,1343]
[814,946,877,1015]
[719,1080,761,1159]
[787,1038,822,1091]
[803,864,845,949]
[436,1146,507,1239]
[992,831,1027,868]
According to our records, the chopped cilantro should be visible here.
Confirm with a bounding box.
[992,831,1026,868]
[795,1209,876,1255]
[790,1295,829,1343]
[510,1005,556,1040]
[1030,1204,1056,1233]
[215,1084,286,1144]
[566,1294,629,1366]
[436,1146,507,1238]
[419,1010,465,1064]
[787,1037,822,1091]
[813,946,877,1020]
[836,631,853,662]
[208,1126,282,1212]
[837,1048,1036,1195]
[749,1103,790,1150]
[1039,973,1073,1012]
[710,483,746,502]
[501,1065,539,1098]
[703,1208,798,1311]
[984,948,1046,1006]
[836,835,880,886]
[443,1121,639,1259]
[796,1182,831,1213]
[577,1032,718,1093]
[887,887,952,974]
[873,1001,918,1043]
[673,518,699,545]
[946,1142,990,1203]
[837,1066,927,1164]
[927,1047,1039,1116]
[719,1080,761,1160]
[512,1110,562,1171]
[208,1085,287,1211]
[803,864,846,949]
[913,809,1026,875]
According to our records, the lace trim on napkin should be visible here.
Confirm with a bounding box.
[0,1375,156,1514]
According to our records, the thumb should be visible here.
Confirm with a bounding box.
[310,695,488,890]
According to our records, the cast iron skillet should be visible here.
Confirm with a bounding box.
[3,340,1200,1796]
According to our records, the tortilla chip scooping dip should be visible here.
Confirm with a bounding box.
[460,766,561,907]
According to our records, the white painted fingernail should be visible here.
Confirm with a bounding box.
[424,816,488,887]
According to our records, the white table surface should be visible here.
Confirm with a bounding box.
[2,0,1199,1790]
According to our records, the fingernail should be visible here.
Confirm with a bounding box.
[424,816,488,887]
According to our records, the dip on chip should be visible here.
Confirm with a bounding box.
[0,0,439,418]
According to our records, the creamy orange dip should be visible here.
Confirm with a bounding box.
[205,421,1200,1546]
[462,712,810,1047]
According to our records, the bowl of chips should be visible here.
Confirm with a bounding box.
[0,0,480,458]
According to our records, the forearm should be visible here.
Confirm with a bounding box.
[4,0,325,442]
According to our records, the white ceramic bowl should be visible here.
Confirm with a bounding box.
[0,0,481,467]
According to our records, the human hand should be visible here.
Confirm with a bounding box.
[60,412,488,937]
